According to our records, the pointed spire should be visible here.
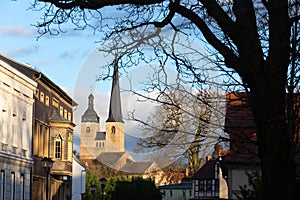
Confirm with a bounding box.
[106,61,124,123]
[81,93,100,123]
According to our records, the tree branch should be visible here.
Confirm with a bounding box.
[39,0,164,9]
[169,2,245,77]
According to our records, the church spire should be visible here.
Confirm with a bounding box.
[106,61,124,123]
[81,93,99,123]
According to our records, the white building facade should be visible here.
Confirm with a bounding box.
[0,55,37,200]
[72,156,86,200]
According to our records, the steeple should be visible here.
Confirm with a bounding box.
[106,61,124,123]
[81,93,100,123]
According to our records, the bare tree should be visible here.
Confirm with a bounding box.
[133,88,225,175]
[31,0,300,198]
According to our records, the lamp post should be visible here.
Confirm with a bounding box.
[99,178,107,200]
[41,157,54,200]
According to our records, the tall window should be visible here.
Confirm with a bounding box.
[86,123,90,133]
[199,180,204,192]
[10,172,15,200]
[55,138,62,159]
[207,180,212,191]
[0,170,5,200]
[20,174,24,200]
[111,126,116,134]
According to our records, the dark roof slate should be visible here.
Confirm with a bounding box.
[97,152,126,166]
[119,162,155,174]
[95,132,106,140]
[192,159,217,179]
[82,93,100,123]
[106,62,123,123]
[158,182,192,190]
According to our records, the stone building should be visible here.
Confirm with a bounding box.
[0,54,37,200]
[79,63,159,175]
[80,62,134,168]
[9,55,77,200]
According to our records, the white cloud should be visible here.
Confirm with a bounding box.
[4,46,39,58]
[0,25,34,37]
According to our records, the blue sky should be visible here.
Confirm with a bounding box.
[0,0,102,89]
[0,1,226,163]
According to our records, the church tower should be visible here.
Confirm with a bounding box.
[80,93,100,159]
[106,62,125,151]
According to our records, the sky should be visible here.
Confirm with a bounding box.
[0,1,226,164]
[0,0,166,158]
[0,0,138,151]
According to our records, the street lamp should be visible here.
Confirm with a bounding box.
[41,157,54,200]
[99,178,107,200]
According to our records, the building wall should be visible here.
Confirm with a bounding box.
[32,75,75,200]
[161,188,193,200]
[72,157,86,200]
[105,122,124,151]
[80,122,100,160]
[226,165,260,199]
[0,59,36,200]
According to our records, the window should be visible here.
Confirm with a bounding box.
[68,112,72,121]
[199,180,204,191]
[86,127,90,133]
[11,172,15,200]
[169,190,172,197]
[59,106,63,116]
[20,174,24,200]
[55,138,62,159]
[52,98,59,108]
[86,122,90,133]
[0,170,5,200]
[40,92,44,103]
[207,180,212,191]
[183,190,186,197]
[45,96,50,106]
[64,109,67,119]
[34,89,39,99]
[111,126,116,134]
[215,179,219,193]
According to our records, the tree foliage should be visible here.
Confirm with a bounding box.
[106,177,161,200]
[82,173,102,200]
[31,0,300,199]
[237,171,263,200]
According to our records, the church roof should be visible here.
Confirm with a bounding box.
[106,61,124,123]
[82,93,100,123]
[97,152,127,167]
[95,132,106,140]
[120,162,157,174]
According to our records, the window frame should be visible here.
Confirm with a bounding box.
[55,137,62,159]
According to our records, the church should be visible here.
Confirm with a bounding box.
[79,63,157,173]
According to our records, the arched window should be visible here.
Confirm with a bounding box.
[55,137,62,159]
[86,122,90,133]
[111,126,116,134]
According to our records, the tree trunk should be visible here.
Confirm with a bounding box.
[251,79,296,199]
